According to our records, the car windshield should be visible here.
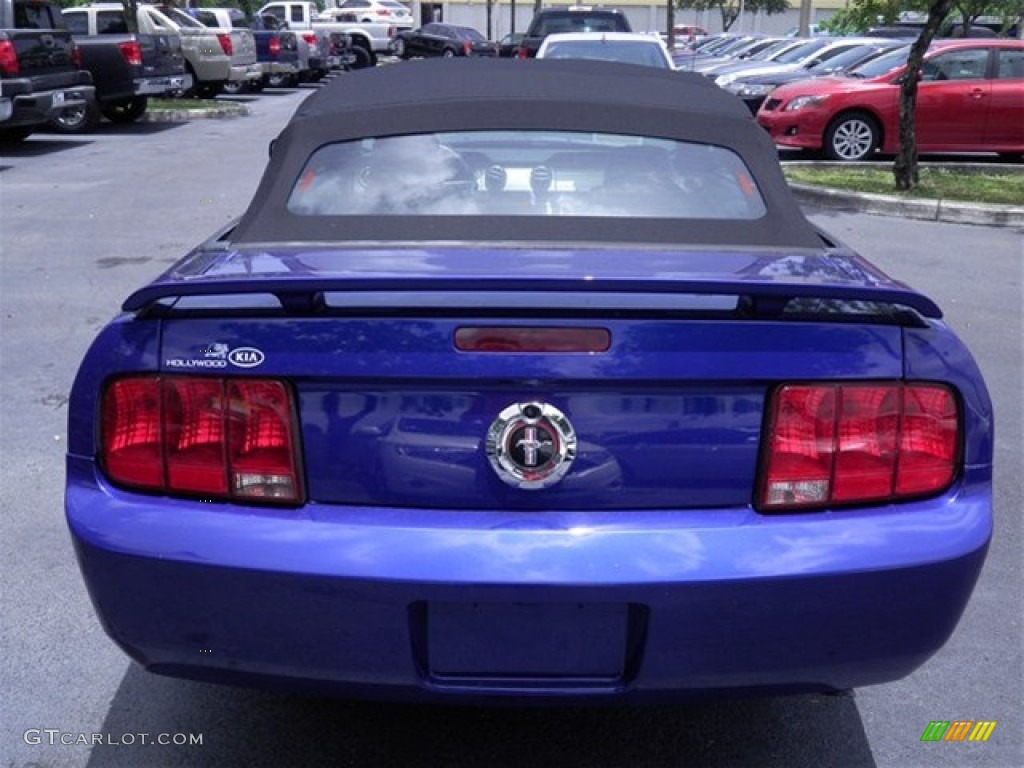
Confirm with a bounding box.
[747,40,794,60]
[806,44,880,72]
[848,45,910,77]
[157,5,205,28]
[287,131,767,220]
[542,40,670,68]
[773,38,831,64]
[534,14,624,35]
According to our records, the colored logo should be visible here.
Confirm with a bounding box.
[921,721,997,742]
[486,402,576,489]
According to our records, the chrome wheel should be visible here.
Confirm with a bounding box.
[825,113,879,162]
[392,38,405,58]
[50,102,100,133]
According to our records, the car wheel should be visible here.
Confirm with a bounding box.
[442,48,456,58]
[222,80,248,95]
[392,38,406,58]
[824,112,880,162]
[348,46,373,69]
[196,82,223,100]
[49,101,101,134]
[101,97,149,124]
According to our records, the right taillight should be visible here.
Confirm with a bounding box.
[117,40,143,67]
[269,36,281,57]
[0,40,19,76]
[101,375,302,504]
[758,382,959,511]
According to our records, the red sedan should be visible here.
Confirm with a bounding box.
[757,39,1024,161]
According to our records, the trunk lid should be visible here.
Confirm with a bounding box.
[145,245,925,511]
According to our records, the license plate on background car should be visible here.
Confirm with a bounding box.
[52,91,65,106]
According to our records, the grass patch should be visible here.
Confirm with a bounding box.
[149,98,234,111]
[784,166,1024,206]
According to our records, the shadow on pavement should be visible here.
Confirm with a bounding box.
[86,666,876,768]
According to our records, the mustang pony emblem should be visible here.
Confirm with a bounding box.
[486,402,577,489]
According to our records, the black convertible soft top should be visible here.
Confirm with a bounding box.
[232,58,821,249]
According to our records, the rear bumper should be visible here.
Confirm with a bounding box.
[229,63,264,83]
[4,85,95,127]
[135,73,193,96]
[260,61,300,76]
[66,457,991,703]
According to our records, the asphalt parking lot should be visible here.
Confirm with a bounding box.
[1,79,1021,768]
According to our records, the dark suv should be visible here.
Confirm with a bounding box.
[517,7,631,58]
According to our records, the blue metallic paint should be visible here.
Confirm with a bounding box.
[67,459,991,700]
[65,243,995,701]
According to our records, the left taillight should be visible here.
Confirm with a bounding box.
[758,382,959,512]
[101,376,303,504]
[117,40,143,67]
[70,40,83,69]
[217,33,233,56]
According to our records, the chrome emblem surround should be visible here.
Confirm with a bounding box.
[486,402,577,490]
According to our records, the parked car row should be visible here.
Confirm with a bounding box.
[674,31,1024,161]
[0,0,378,140]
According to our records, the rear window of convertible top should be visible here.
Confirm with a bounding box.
[286,131,768,220]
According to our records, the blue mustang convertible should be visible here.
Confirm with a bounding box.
[66,60,993,702]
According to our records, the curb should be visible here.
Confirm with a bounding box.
[783,161,1024,228]
[142,102,251,123]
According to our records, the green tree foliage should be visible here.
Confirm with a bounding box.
[675,0,790,32]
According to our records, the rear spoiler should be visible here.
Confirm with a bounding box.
[123,274,942,320]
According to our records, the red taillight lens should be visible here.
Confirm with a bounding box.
[71,40,84,69]
[455,327,611,353]
[101,376,302,504]
[759,382,959,511]
[117,40,143,67]
[463,41,472,55]
[302,32,317,50]
[0,40,18,75]
[269,36,281,56]
[516,46,527,59]
[217,33,233,56]
[102,378,163,488]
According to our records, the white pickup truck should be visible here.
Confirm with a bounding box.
[258,1,411,64]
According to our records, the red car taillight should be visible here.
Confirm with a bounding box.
[217,33,233,56]
[101,376,302,504]
[516,46,527,59]
[302,33,317,51]
[758,382,959,511]
[117,40,143,67]
[70,40,84,69]
[269,36,281,56]
[0,40,18,75]
[463,40,472,55]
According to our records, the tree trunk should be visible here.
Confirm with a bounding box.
[667,0,676,50]
[121,0,139,34]
[893,0,954,191]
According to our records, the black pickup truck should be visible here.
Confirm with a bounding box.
[0,0,95,141]
[58,5,189,132]
[515,7,632,59]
